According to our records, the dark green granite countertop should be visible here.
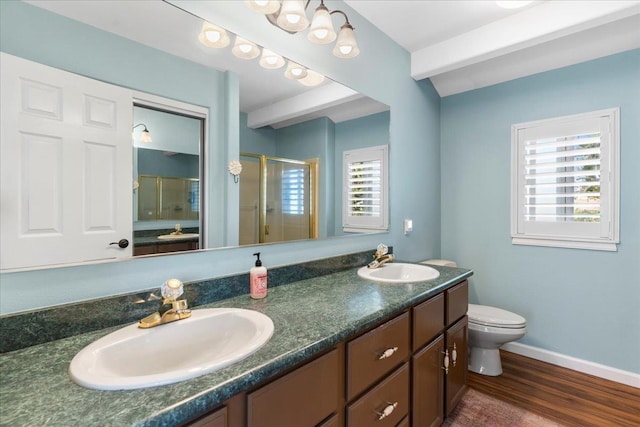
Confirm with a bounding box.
[0,264,472,426]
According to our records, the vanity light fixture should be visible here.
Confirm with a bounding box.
[259,48,286,69]
[198,21,230,48]
[132,123,152,143]
[232,36,261,59]
[247,0,360,59]
[284,60,308,79]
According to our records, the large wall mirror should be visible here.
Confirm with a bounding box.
[0,0,389,271]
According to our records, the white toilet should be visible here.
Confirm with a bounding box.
[467,304,527,376]
[422,259,527,377]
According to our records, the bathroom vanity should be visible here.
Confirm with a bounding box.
[189,280,468,427]
[0,257,472,427]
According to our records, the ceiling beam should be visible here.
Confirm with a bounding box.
[247,81,361,129]
[411,1,640,81]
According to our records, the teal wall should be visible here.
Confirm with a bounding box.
[240,112,276,156]
[441,49,640,373]
[334,111,391,236]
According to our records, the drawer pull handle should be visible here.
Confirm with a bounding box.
[378,347,398,360]
[377,402,398,420]
[442,348,450,374]
[451,343,457,368]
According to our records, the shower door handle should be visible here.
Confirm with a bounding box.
[264,224,270,235]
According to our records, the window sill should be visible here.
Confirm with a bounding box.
[512,237,618,252]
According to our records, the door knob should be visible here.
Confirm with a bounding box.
[109,239,129,249]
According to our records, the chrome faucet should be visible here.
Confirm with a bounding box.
[139,278,191,328]
[367,243,394,269]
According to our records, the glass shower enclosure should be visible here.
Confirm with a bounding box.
[239,153,317,245]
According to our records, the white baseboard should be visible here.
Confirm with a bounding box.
[501,342,640,389]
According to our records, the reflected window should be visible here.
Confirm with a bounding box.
[282,168,306,215]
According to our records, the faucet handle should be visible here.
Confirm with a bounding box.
[375,243,388,258]
[161,278,184,300]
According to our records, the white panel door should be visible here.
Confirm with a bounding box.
[1,53,133,270]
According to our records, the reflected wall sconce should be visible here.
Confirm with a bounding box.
[198,21,230,48]
[228,160,243,183]
[132,123,152,143]
[232,36,261,59]
[284,60,308,80]
[245,0,360,59]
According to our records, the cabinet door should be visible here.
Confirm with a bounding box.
[187,406,226,427]
[412,335,444,427]
[247,349,340,427]
[445,316,468,416]
[413,294,444,352]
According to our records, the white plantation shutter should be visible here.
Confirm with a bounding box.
[343,145,388,232]
[511,108,619,251]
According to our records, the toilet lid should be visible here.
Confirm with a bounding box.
[468,304,526,328]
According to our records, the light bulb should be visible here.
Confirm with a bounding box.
[198,22,230,48]
[277,1,309,32]
[284,60,308,80]
[259,48,285,69]
[333,23,359,58]
[205,31,221,43]
[308,4,336,44]
[232,36,260,59]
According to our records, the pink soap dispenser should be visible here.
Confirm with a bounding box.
[250,252,268,299]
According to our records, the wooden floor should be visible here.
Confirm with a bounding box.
[468,350,640,427]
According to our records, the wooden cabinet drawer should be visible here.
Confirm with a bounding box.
[247,349,339,427]
[446,281,468,326]
[413,293,445,351]
[347,363,409,427]
[347,312,410,400]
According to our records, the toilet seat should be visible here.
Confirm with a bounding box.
[468,304,526,329]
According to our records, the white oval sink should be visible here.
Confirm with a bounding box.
[157,233,199,240]
[69,308,274,390]
[357,263,440,283]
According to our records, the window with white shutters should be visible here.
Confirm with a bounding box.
[343,145,388,232]
[511,108,619,251]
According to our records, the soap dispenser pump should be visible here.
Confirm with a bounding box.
[250,252,268,299]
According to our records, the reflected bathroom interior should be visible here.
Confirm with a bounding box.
[239,154,317,245]
[132,105,204,256]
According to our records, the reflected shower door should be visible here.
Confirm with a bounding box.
[239,156,261,245]
[264,158,311,244]
[239,154,315,245]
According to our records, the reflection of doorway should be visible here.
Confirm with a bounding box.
[132,102,204,256]
[239,153,317,245]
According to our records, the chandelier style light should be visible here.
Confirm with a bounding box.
[245,0,360,59]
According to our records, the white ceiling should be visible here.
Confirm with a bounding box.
[24,0,640,109]
[346,0,640,96]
